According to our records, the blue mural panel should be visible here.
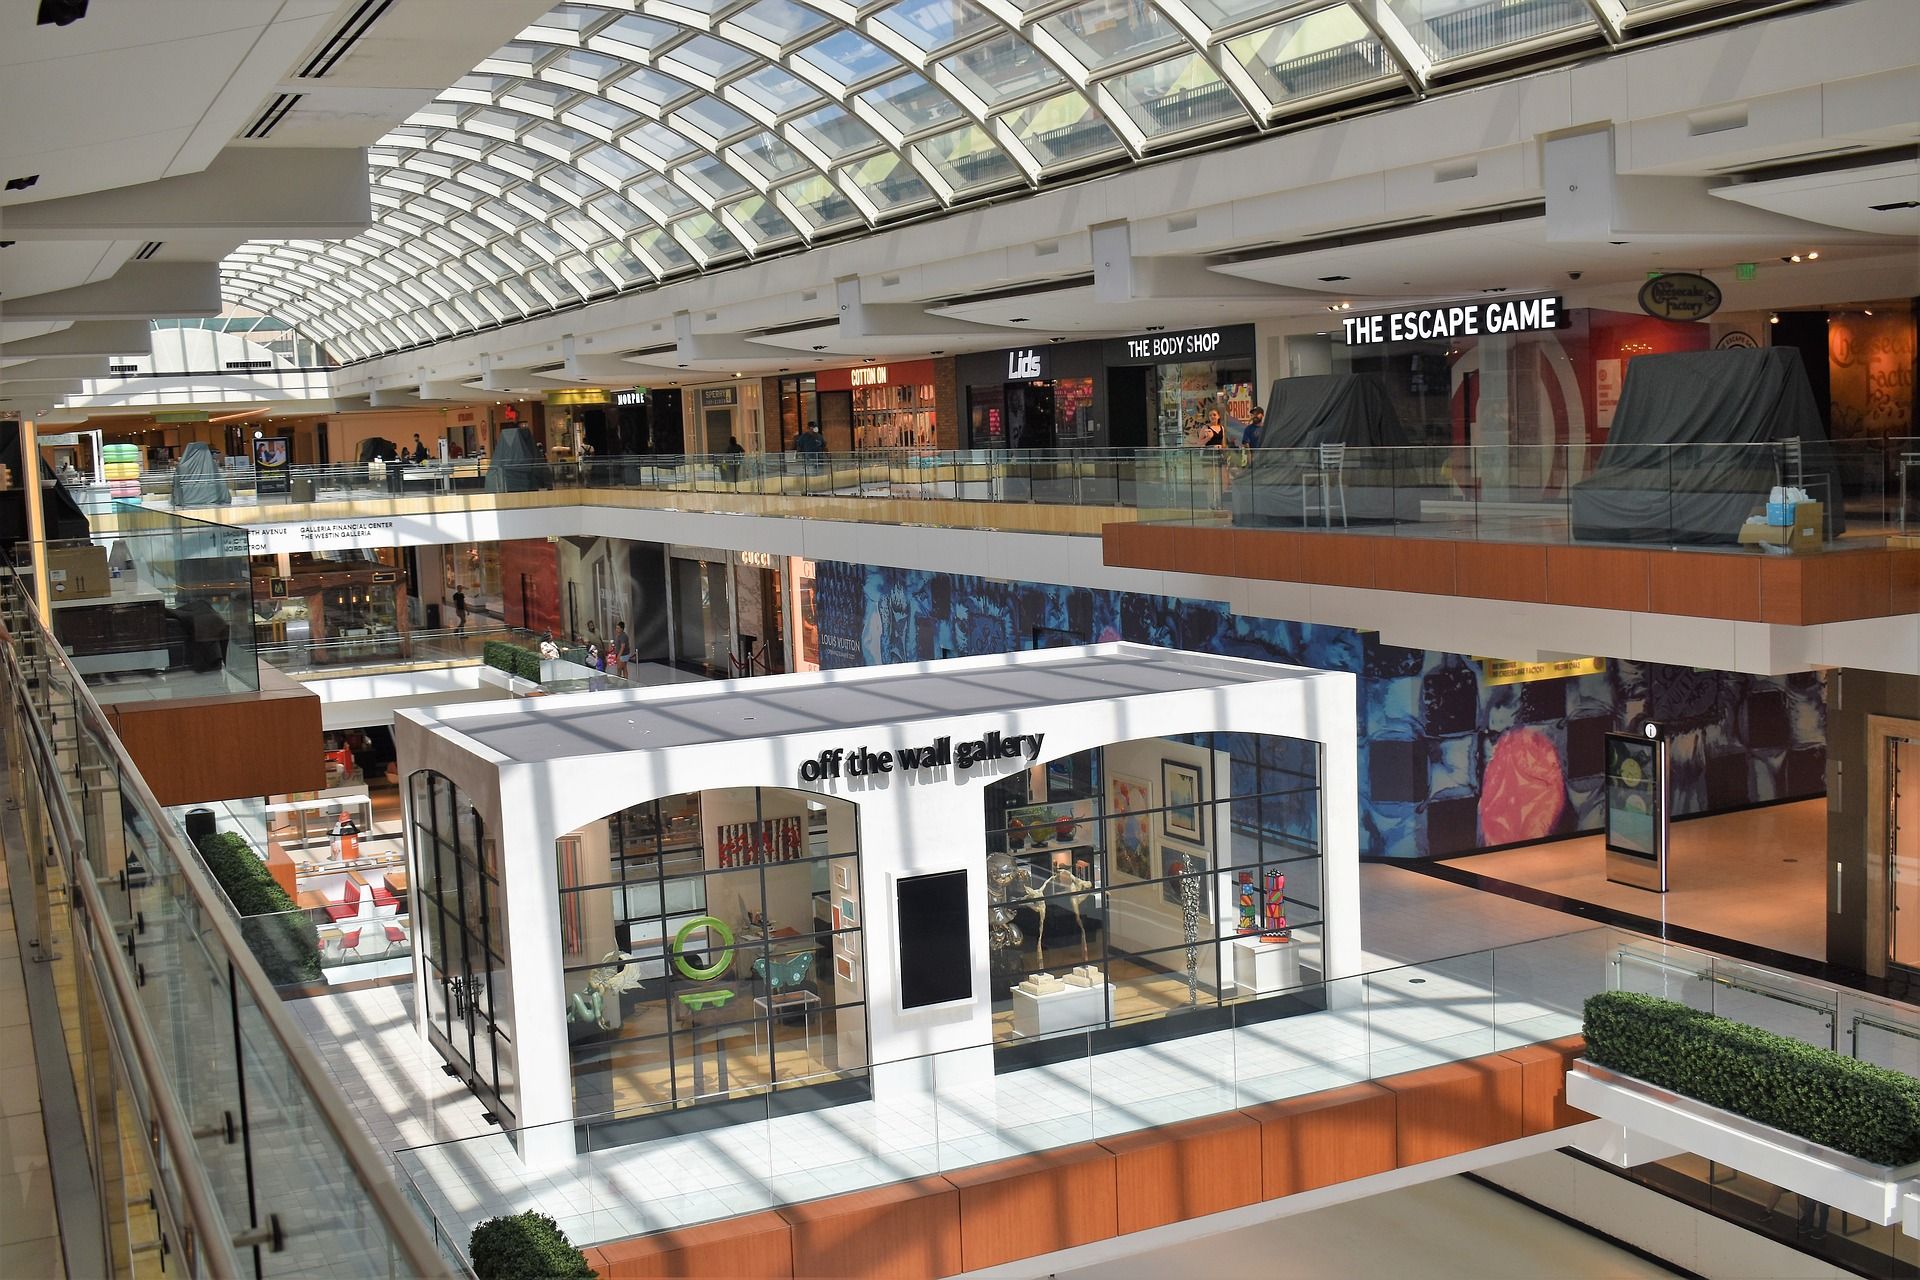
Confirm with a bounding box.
[811,560,1827,859]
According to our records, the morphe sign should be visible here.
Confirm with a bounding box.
[1342,295,1564,346]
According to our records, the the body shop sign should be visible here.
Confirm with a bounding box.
[1342,295,1564,345]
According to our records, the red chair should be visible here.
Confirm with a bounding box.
[370,884,398,910]
[338,928,362,958]
[325,878,361,924]
[384,923,407,952]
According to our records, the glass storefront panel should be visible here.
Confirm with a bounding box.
[557,788,868,1117]
[985,734,1323,1044]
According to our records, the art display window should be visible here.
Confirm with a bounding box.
[411,770,517,1127]
[984,732,1322,1043]
[555,787,868,1120]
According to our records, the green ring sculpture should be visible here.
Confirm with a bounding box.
[673,915,734,981]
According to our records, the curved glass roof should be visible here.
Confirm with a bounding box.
[220,0,1735,364]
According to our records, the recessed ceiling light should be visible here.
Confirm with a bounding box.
[1316,275,1350,283]
[1008,317,1029,323]
[3,175,40,192]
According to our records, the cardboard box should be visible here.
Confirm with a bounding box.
[45,543,109,599]
[1737,501,1824,555]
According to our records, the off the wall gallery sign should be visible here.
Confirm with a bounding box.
[1342,295,1564,346]
[799,729,1044,783]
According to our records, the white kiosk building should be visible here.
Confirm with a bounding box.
[394,643,1359,1162]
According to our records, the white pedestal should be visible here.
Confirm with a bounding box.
[1233,936,1301,995]
[1010,981,1112,1038]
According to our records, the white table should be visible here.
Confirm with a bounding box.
[1232,936,1302,996]
[753,990,822,1066]
[1010,981,1112,1038]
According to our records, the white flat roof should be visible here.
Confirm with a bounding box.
[407,644,1327,766]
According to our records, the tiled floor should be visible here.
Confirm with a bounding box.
[293,864,1599,1253]
[0,831,66,1279]
[1440,800,1828,961]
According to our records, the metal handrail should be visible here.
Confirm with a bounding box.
[0,569,449,1277]
[0,626,234,1276]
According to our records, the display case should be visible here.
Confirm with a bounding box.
[851,381,936,449]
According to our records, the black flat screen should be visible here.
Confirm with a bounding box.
[895,869,971,1009]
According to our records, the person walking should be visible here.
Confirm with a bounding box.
[411,433,428,463]
[722,434,746,483]
[1241,406,1265,452]
[613,620,631,669]
[452,586,467,633]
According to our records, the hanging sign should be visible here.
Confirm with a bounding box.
[252,434,292,496]
[1604,732,1669,892]
[1638,273,1722,322]
[1342,295,1563,346]
[1477,656,1606,685]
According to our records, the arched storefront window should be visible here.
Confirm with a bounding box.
[409,769,515,1127]
[554,786,866,1123]
[984,732,1322,1043]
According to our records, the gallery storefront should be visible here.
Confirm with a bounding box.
[394,643,1358,1165]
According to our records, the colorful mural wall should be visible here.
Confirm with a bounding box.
[812,561,1827,859]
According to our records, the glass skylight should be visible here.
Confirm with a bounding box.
[221,0,1687,360]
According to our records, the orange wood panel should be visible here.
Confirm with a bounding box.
[1453,542,1549,602]
[1645,553,1760,620]
[945,1141,1117,1271]
[1371,540,1458,596]
[589,1211,793,1279]
[1170,526,1244,578]
[1761,549,1891,625]
[1544,546,1650,612]
[104,665,323,807]
[1098,1111,1261,1233]
[1280,533,1378,588]
[265,839,298,899]
[1498,1035,1593,1136]
[778,1175,959,1280]
[1891,549,1920,616]
[1102,521,1180,572]
[1379,1056,1525,1165]
[1243,1081,1397,1199]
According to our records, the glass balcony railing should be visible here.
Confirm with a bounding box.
[0,557,447,1278]
[91,437,1920,552]
[387,922,1920,1267]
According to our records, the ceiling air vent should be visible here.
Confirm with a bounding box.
[134,242,163,261]
[244,94,303,141]
[296,0,395,79]
[224,360,272,371]
[108,364,138,375]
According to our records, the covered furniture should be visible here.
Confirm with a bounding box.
[169,442,231,508]
[1570,347,1842,545]
[1232,375,1415,526]
[483,426,552,492]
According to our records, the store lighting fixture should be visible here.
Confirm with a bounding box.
[1770,313,1780,324]
[1326,302,1353,312]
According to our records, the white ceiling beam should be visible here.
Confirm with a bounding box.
[832,276,1009,339]
[1091,221,1280,303]
[0,320,150,356]
[0,262,220,321]
[0,355,108,379]
[0,149,370,242]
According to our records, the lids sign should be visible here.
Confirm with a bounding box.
[1639,273,1723,322]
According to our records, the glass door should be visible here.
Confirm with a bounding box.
[1892,738,1920,972]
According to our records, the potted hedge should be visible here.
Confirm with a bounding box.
[1583,991,1920,1167]
[469,1211,595,1279]
[481,640,543,684]
[194,832,322,986]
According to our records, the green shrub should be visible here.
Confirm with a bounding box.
[1583,991,1920,1166]
[469,1211,595,1280]
[482,640,544,684]
[194,832,322,986]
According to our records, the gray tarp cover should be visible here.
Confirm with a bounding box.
[1234,374,1411,524]
[170,442,231,508]
[484,426,550,493]
[1570,346,1839,544]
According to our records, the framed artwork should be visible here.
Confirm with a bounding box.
[835,953,855,982]
[832,861,851,891]
[1161,760,1206,848]
[838,896,858,928]
[831,904,844,930]
[1107,774,1153,881]
[1159,843,1210,916]
[835,931,858,962]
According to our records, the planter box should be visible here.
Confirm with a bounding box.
[1567,1060,1920,1234]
